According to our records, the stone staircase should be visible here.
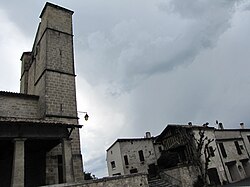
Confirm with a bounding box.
[148,177,176,187]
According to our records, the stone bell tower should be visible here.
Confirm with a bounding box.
[19,2,84,184]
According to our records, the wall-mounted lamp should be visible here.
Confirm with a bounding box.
[78,111,89,121]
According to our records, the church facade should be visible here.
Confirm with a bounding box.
[0,2,84,186]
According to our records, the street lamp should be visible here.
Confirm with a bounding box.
[78,111,89,121]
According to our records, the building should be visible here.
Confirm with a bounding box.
[215,124,250,183]
[106,132,163,176]
[156,123,250,186]
[107,123,250,186]
[156,124,225,185]
[0,3,84,186]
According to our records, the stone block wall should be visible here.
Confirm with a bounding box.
[41,173,149,187]
[18,2,84,184]
[161,165,198,187]
[40,3,73,36]
[45,71,77,118]
[0,92,39,118]
[78,174,149,187]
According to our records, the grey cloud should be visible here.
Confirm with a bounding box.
[84,156,108,177]
[78,1,239,95]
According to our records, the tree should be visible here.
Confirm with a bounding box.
[175,125,215,187]
[193,127,215,187]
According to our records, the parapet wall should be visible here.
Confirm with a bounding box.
[41,173,149,187]
[161,165,198,187]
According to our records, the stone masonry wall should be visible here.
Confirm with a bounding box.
[45,72,77,118]
[0,93,39,118]
[19,2,84,184]
[41,173,149,187]
[75,174,149,187]
[162,165,198,187]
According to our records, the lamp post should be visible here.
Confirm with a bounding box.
[78,111,89,121]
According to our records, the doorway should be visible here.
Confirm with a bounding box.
[207,168,221,185]
[226,161,241,182]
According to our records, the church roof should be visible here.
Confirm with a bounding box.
[0,91,39,99]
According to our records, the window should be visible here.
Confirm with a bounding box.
[159,146,162,152]
[247,136,250,143]
[219,143,227,158]
[234,141,242,155]
[138,150,145,162]
[124,155,129,165]
[57,155,63,183]
[208,146,215,157]
[111,161,116,169]
[130,168,138,174]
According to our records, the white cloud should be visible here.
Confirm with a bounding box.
[0,9,31,92]
[76,78,130,176]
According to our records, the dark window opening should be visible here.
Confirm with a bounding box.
[111,161,116,169]
[208,146,215,157]
[234,141,242,155]
[159,146,162,152]
[138,150,145,162]
[124,155,129,165]
[219,143,227,158]
[57,155,63,183]
[113,173,121,176]
[247,136,250,143]
[130,168,138,174]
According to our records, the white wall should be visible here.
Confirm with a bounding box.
[119,139,157,175]
[106,142,124,176]
[193,129,227,184]
[215,130,249,183]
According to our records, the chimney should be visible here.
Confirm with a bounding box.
[145,132,151,138]
[240,123,245,129]
[218,122,224,130]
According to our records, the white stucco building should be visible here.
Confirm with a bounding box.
[214,125,250,183]
[106,132,163,176]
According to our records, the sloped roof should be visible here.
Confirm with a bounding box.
[106,137,156,151]
[156,124,215,142]
[0,117,81,127]
[0,91,39,99]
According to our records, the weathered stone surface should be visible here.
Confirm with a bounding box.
[40,173,149,187]
[0,2,84,185]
